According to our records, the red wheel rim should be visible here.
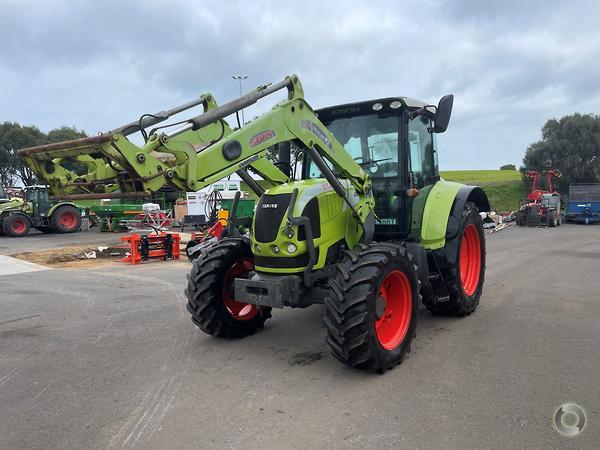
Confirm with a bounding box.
[459,224,482,296]
[12,218,27,234]
[59,211,77,229]
[375,270,412,350]
[223,258,259,321]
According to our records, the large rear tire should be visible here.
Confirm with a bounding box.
[50,205,81,233]
[185,238,272,338]
[2,214,31,237]
[426,202,485,316]
[324,243,420,373]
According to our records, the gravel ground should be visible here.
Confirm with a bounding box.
[0,227,125,255]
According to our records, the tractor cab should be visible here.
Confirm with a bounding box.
[0,185,8,203]
[312,96,450,240]
[24,186,53,216]
[540,193,560,210]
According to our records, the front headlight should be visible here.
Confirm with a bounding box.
[286,243,297,254]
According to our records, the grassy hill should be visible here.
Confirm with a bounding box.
[441,170,525,212]
[440,170,521,183]
[242,170,526,213]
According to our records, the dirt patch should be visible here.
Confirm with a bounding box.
[12,243,128,268]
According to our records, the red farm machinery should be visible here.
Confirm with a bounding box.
[516,169,562,227]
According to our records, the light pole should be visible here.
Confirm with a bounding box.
[232,75,248,125]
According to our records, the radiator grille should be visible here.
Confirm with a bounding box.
[254,193,291,243]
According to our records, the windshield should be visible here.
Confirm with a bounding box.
[308,114,400,178]
[0,185,5,199]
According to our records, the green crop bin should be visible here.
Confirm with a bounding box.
[91,203,144,232]
[221,199,255,218]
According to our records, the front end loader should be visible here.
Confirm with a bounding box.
[18,75,489,372]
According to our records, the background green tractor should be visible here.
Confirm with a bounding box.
[0,186,81,237]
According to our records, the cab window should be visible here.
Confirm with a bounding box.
[408,116,436,187]
[308,115,399,179]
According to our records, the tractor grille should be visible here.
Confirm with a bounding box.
[254,193,291,243]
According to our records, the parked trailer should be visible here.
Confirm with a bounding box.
[565,184,600,224]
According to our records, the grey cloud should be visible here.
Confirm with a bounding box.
[1,0,599,170]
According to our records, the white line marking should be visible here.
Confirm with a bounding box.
[0,368,18,387]
[0,255,49,276]
[31,379,56,401]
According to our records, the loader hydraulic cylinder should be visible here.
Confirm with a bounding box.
[111,94,212,137]
[185,78,296,132]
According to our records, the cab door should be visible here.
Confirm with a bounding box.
[408,115,438,238]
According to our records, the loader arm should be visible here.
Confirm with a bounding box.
[18,93,229,198]
[18,75,373,224]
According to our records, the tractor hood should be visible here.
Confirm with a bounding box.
[0,198,25,212]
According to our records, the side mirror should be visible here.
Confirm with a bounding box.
[433,94,454,133]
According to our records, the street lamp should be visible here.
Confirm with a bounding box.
[232,75,248,125]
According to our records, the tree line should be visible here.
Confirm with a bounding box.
[0,122,86,187]
[521,113,600,194]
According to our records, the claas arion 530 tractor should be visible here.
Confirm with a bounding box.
[18,75,489,372]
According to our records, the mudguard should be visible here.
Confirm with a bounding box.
[420,180,463,250]
[443,185,490,265]
[420,182,490,261]
[48,201,78,217]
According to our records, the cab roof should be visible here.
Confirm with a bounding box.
[316,97,436,123]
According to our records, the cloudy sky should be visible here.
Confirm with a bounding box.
[1,0,599,169]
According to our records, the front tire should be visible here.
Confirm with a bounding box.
[426,202,486,316]
[324,243,420,373]
[185,238,271,338]
[2,214,31,237]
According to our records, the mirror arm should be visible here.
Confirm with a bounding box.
[409,105,436,120]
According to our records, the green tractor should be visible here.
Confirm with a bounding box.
[18,75,488,372]
[0,185,81,237]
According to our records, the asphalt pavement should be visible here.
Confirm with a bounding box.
[0,224,599,448]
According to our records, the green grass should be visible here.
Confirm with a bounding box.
[441,170,525,212]
[242,170,526,213]
[440,170,521,183]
